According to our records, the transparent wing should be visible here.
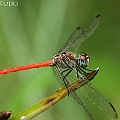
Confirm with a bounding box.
[79,82,118,119]
[52,64,94,120]
[52,65,70,87]
[58,27,83,53]
[58,15,101,53]
[70,88,94,120]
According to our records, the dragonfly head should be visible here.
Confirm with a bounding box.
[77,53,90,68]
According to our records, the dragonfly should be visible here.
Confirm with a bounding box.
[0,15,118,119]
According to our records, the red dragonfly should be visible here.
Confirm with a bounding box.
[0,15,118,120]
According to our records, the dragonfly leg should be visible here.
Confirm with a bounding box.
[81,67,92,71]
[60,69,73,95]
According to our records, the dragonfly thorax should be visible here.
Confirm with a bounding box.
[53,52,76,63]
[53,52,76,66]
[77,53,90,68]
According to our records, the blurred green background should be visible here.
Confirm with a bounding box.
[0,0,120,120]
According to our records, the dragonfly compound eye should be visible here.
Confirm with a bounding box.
[78,53,90,68]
